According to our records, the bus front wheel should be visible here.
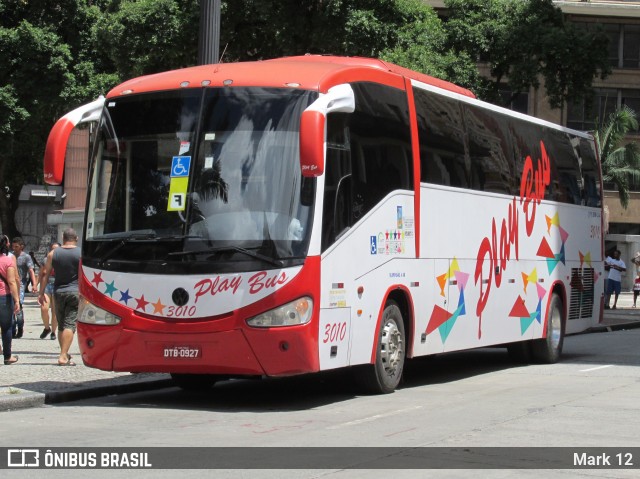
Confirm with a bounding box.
[171,373,218,391]
[355,300,406,394]
[531,293,565,364]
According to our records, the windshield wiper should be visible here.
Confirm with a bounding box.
[96,233,199,265]
[167,246,284,267]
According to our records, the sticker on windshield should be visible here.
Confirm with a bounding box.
[168,177,188,211]
[178,142,190,155]
[171,156,191,178]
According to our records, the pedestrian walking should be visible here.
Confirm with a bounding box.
[38,228,80,366]
[10,236,37,338]
[37,242,60,339]
[634,274,640,308]
[0,235,20,365]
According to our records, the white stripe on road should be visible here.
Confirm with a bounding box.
[327,405,423,430]
[580,365,614,372]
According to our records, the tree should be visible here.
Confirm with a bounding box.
[95,0,200,79]
[0,0,118,239]
[443,0,611,108]
[594,106,640,209]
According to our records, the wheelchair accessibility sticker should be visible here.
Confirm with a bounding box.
[168,156,191,211]
[170,156,191,177]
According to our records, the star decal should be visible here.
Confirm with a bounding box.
[119,289,132,305]
[104,280,118,297]
[91,271,104,288]
[135,295,150,312]
[152,298,166,315]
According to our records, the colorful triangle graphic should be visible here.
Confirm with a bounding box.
[426,305,453,335]
[537,237,555,259]
[520,313,537,335]
[509,296,530,318]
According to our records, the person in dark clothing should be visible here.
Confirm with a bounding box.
[38,228,81,366]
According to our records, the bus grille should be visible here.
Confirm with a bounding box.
[568,268,594,320]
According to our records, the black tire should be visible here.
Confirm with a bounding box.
[171,373,218,391]
[531,293,565,364]
[355,301,406,394]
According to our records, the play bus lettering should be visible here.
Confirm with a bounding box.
[43,56,604,393]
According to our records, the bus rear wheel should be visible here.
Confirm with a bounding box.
[531,293,565,364]
[355,300,405,394]
[171,373,218,391]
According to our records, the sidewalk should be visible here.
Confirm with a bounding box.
[0,296,172,411]
[2,292,640,412]
[593,291,640,331]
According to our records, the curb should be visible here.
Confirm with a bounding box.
[0,378,175,412]
[44,378,176,405]
[0,387,46,411]
[588,320,640,333]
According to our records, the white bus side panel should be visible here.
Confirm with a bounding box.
[319,193,419,369]
[417,185,604,355]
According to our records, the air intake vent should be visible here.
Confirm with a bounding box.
[568,268,594,320]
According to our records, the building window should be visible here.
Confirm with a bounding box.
[623,24,640,68]
[566,89,617,132]
[574,21,640,70]
[498,84,529,114]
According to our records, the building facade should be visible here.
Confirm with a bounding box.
[426,0,640,289]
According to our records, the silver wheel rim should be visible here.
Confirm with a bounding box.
[549,303,562,350]
[380,317,403,378]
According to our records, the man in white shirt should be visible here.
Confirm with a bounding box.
[605,250,626,310]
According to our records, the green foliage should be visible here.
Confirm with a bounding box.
[96,0,199,78]
[219,0,445,60]
[595,106,640,209]
[0,0,617,237]
[0,0,117,237]
[443,0,611,108]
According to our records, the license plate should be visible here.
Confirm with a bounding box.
[163,346,201,359]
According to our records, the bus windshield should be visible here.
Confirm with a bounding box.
[84,87,318,273]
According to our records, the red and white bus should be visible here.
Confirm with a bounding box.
[44,56,604,393]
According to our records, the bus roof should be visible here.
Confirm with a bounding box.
[107,55,476,99]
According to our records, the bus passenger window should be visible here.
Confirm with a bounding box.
[413,87,467,187]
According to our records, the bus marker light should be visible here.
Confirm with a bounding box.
[357,286,364,297]
[180,81,190,88]
[357,310,363,316]
[223,79,233,86]
[121,89,133,95]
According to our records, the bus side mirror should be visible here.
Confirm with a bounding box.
[44,97,104,185]
[299,84,355,179]
[300,110,325,177]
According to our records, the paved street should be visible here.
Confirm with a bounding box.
[1,320,640,478]
[0,292,639,411]
[0,295,171,409]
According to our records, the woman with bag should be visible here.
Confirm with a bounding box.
[0,235,20,364]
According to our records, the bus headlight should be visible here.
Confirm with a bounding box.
[246,297,313,328]
[78,296,122,325]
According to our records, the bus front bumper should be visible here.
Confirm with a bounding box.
[76,323,319,377]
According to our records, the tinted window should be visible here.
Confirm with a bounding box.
[463,104,516,195]
[414,89,468,187]
[322,83,412,251]
[414,85,601,207]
